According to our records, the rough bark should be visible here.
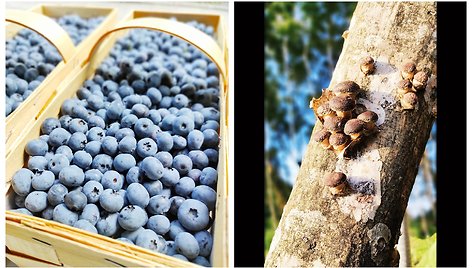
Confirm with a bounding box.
[265,2,436,267]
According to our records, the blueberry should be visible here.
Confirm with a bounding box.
[59,115,73,129]
[53,204,79,226]
[161,114,177,131]
[191,185,217,211]
[113,154,136,173]
[140,157,164,181]
[100,189,124,213]
[147,215,170,235]
[156,131,173,152]
[155,151,173,168]
[118,205,148,231]
[55,145,74,161]
[147,195,170,215]
[161,167,180,187]
[200,167,218,187]
[201,107,220,121]
[126,183,150,208]
[172,94,189,109]
[168,220,187,240]
[121,227,145,243]
[69,118,88,133]
[74,219,98,233]
[82,180,103,203]
[25,139,48,156]
[146,87,162,104]
[11,208,33,216]
[136,229,166,253]
[28,156,49,171]
[72,151,92,169]
[165,240,177,255]
[48,184,69,206]
[177,199,210,232]
[120,114,138,128]
[12,168,34,196]
[204,148,219,166]
[80,203,100,225]
[31,170,55,191]
[25,191,48,212]
[101,136,118,156]
[115,128,135,141]
[172,135,187,150]
[59,165,84,187]
[200,120,220,131]
[84,169,103,182]
[86,127,105,142]
[91,154,113,173]
[64,189,87,212]
[87,95,104,111]
[14,194,26,208]
[202,129,219,148]
[87,117,106,130]
[106,100,124,120]
[192,256,211,267]
[131,103,149,118]
[126,166,142,184]
[187,130,204,150]
[188,150,209,169]
[134,118,155,138]
[143,180,163,197]
[172,117,194,137]
[118,136,137,154]
[48,128,71,147]
[96,212,121,237]
[175,232,200,260]
[175,177,196,197]
[85,140,102,156]
[172,254,189,261]
[41,206,55,220]
[101,170,124,190]
[173,155,192,175]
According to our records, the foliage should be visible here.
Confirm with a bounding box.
[410,233,437,267]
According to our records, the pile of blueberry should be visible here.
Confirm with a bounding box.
[10,21,221,267]
[5,14,104,116]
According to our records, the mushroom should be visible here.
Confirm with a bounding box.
[316,102,336,121]
[401,61,416,80]
[401,92,418,110]
[344,119,365,140]
[323,171,348,195]
[357,110,378,133]
[313,128,331,149]
[329,132,350,152]
[331,81,360,98]
[412,71,429,91]
[360,56,375,75]
[397,79,413,95]
[329,95,356,119]
[323,116,345,133]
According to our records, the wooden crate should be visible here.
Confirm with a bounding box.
[6,9,229,268]
[5,5,118,160]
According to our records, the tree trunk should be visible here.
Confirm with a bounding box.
[265,2,436,267]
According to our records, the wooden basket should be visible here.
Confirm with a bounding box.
[5,5,118,161]
[6,9,229,268]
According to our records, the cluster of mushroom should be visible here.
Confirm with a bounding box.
[397,61,430,110]
[313,81,379,155]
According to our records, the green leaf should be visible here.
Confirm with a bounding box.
[410,233,436,267]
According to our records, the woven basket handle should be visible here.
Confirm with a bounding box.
[5,9,76,63]
[86,17,227,87]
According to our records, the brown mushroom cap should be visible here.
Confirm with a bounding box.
[402,62,416,73]
[332,81,360,96]
[316,103,333,117]
[344,119,365,135]
[357,111,379,123]
[329,95,356,112]
[414,71,429,84]
[403,92,418,105]
[361,56,374,65]
[329,132,349,146]
[398,79,412,89]
[313,129,331,142]
[324,172,347,187]
[323,116,345,133]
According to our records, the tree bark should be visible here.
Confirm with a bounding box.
[265,2,436,267]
